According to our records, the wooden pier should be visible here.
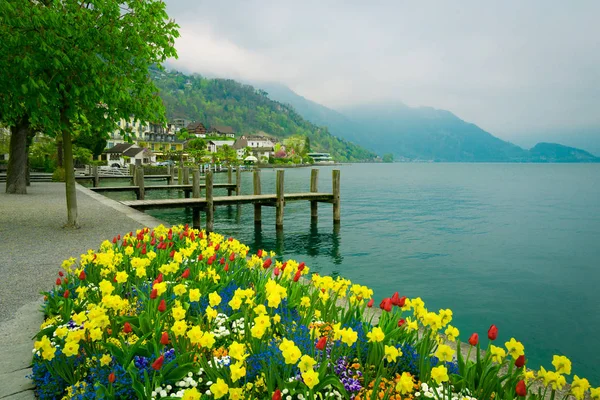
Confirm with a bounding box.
[118,169,341,231]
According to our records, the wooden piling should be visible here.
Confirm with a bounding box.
[169,165,175,185]
[177,167,182,184]
[92,165,99,187]
[227,166,233,196]
[206,171,214,233]
[183,167,190,185]
[136,167,145,200]
[192,168,201,198]
[192,168,201,229]
[332,169,340,224]
[130,164,136,185]
[276,170,284,229]
[310,168,319,221]
[236,169,241,195]
[253,169,261,224]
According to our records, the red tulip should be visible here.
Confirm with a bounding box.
[150,289,158,300]
[156,273,164,283]
[468,333,479,346]
[168,230,173,240]
[58,271,64,277]
[229,252,235,261]
[198,254,203,261]
[207,256,214,265]
[397,296,406,307]
[79,271,86,280]
[158,299,166,312]
[379,298,392,312]
[160,332,169,345]
[152,355,164,370]
[281,261,287,271]
[108,372,116,383]
[367,298,374,308]
[214,243,220,251]
[141,245,147,255]
[181,268,190,279]
[64,278,68,284]
[263,258,272,269]
[224,263,229,272]
[112,236,118,244]
[257,249,263,258]
[123,322,132,334]
[169,250,175,258]
[515,354,526,368]
[189,232,195,241]
[150,237,156,246]
[316,337,327,350]
[63,290,70,298]
[274,267,280,276]
[220,257,225,265]
[293,270,301,282]
[391,292,401,305]
[56,278,62,285]
[272,389,282,400]
[515,380,527,397]
[398,318,406,327]
[298,262,305,272]
[488,325,498,341]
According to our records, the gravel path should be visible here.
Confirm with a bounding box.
[0,182,166,398]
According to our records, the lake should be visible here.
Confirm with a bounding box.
[98,163,600,382]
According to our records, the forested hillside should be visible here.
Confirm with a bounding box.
[151,68,377,162]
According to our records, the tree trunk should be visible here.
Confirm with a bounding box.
[62,128,79,228]
[5,119,29,194]
[56,138,63,168]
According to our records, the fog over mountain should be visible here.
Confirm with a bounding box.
[164,0,600,152]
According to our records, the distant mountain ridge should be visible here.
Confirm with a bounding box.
[257,82,599,163]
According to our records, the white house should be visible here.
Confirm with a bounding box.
[207,140,235,153]
[102,143,155,167]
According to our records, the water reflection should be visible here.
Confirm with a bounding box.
[251,222,343,265]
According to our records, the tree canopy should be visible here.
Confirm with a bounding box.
[0,0,179,224]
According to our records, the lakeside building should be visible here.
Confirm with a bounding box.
[308,152,334,163]
[208,125,236,139]
[142,123,184,154]
[186,122,208,138]
[207,140,236,153]
[232,135,278,160]
[101,143,156,168]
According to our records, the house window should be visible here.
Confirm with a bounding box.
[108,142,114,148]
[171,145,176,151]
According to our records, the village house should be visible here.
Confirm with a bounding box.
[142,123,184,154]
[208,125,236,139]
[232,135,279,160]
[101,143,156,168]
[207,140,236,153]
[186,122,208,138]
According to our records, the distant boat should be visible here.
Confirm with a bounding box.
[308,152,335,163]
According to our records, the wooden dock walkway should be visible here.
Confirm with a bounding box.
[116,168,340,231]
[89,183,237,199]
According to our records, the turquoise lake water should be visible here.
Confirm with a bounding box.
[99,163,600,382]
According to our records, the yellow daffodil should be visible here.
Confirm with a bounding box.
[208,292,221,307]
[489,345,506,364]
[396,372,414,394]
[298,355,317,373]
[444,325,459,342]
[173,284,187,296]
[229,341,247,361]
[590,387,600,399]
[384,345,400,362]
[571,375,590,400]
[230,361,246,382]
[186,326,203,344]
[182,388,200,400]
[228,387,244,400]
[552,355,572,375]
[505,337,525,359]
[301,368,320,389]
[62,341,80,357]
[188,288,200,302]
[435,344,454,363]
[431,365,449,384]
[171,320,188,337]
[199,331,216,349]
[210,378,229,399]
[367,327,385,343]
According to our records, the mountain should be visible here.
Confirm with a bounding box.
[528,143,599,162]
[150,69,377,162]
[258,82,598,162]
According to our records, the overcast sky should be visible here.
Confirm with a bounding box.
[164,0,600,143]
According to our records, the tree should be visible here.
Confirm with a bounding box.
[383,153,395,163]
[0,1,178,226]
[185,138,206,162]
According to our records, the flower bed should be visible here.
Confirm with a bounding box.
[32,225,598,399]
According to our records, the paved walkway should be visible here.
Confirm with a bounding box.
[0,182,166,399]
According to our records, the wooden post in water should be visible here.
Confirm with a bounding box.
[192,168,201,229]
[310,168,319,222]
[276,170,284,230]
[206,171,214,233]
[253,169,261,225]
[136,166,145,200]
[332,169,340,224]
[227,166,233,196]
[183,167,190,185]
[236,168,241,195]
[130,164,136,185]
[169,165,175,185]
[177,166,182,184]
[92,165,99,187]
